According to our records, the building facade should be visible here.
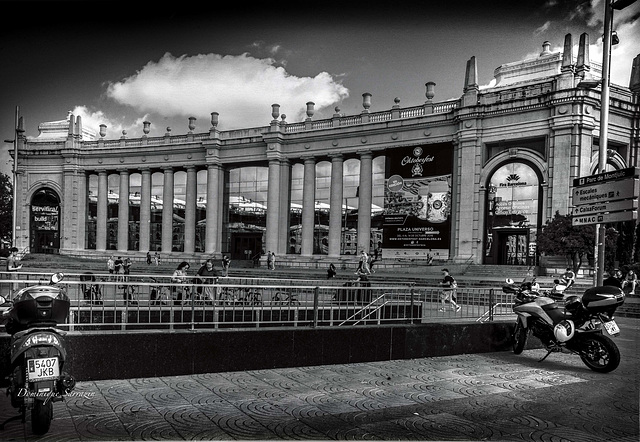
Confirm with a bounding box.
[11,35,640,267]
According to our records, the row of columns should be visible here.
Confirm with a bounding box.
[91,151,374,256]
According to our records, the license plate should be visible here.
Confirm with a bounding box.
[26,357,60,381]
[603,320,620,336]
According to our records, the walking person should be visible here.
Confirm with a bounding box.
[221,255,231,277]
[269,252,276,270]
[439,268,461,312]
[114,256,124,283]
[171,261,191,305]
[107,255,115,279]
[327,263,337,279]
[355,250,371,275]
[146,251,151,265]
[195,259,219,302]
[154,251,160,266]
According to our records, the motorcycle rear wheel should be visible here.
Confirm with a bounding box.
[512,320,528,354]
[578,333,620,373]
[31,399,53,435]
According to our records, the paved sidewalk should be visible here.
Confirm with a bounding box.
[1,318,638,441]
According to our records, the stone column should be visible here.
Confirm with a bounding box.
[184,166,197,253]
[139,168,151,252]
[328,154,344,257]
[161,167,174,252]
[301,157,316,256]
[117,170,130,252]
[278,160,291,254]
[357,152,373,254]
[205,164,221,254]
[96,171,108,251]
[265,159,281,254]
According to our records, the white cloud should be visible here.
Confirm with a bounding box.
[105,52,349,130]
[534,21,551,36]
[70,106,150,140]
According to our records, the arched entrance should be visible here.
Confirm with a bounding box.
[30,188,61,254]
[484,162,542,265]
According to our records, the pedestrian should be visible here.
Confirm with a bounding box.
[196,259,219,302]
[622,270,637,295]
[266,251,273,270]
[603,270,623,288]
[269,252,276,270]
[171,261,191,305]
[530,277,540,292]
[114,256,124,283]
[439,268,461,312]
[107,255,115,278]
[355,250,371,275]
[221,255,231,277]
[146,251,151,265]
[154,251,160,266]
[327,263,337,279]
[560,267,576,289]
[6,247,22,298]
[123,257,132,277]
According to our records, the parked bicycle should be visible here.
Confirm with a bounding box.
[272,290,300,306]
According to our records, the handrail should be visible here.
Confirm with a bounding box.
[338,294,386,326]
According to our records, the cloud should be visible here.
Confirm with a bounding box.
[105,52,349,130]
[70,106,150,139]
[534,21,551,35]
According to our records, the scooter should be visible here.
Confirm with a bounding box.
[503,277,625,373]
[0,273,76,435]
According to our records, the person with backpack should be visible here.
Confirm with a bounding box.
[439,268,461,312]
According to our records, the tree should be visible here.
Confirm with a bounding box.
[537,211,618,272]
[0,173,11,244]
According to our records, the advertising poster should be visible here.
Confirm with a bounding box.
[383,143,453,259]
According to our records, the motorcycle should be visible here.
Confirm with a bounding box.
[0,273,76,435]
[502,277,625,373]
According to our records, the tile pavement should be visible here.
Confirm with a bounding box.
[1,317,638,441]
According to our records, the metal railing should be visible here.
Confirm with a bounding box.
[0,272,515,331]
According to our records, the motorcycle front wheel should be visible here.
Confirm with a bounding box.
[578,333,621,373]
[512,320,528,355]
[31,399,53,435]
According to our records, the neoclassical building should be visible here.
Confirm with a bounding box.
[11,34,640,267]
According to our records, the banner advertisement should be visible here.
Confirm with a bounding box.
[383,143,453,259]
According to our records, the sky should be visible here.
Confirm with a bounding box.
[1,0,639,177]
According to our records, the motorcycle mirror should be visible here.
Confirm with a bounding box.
[505,278,514,284]
[50,273,65,284]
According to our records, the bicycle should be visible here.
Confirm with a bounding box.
[271,290,300,306]
[239,288,263,306]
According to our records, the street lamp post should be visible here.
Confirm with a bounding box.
[593,0,637,285]
[4,107,21,250]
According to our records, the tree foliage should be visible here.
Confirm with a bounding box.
[0,173,11,243]
[537,211,618,271]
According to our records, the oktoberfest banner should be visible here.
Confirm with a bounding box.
[383,143,453,259]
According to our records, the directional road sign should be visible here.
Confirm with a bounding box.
[571,199,638,216]
[572,210,638,226]
[572,178,638,207]
[573,167,639,188]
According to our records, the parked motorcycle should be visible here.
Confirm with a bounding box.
[503,278,625,373]
[0,273,76,435]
